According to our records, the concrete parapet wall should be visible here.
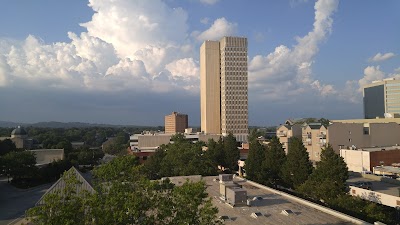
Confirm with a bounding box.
[349,186,400,207]
[244,179,371,225]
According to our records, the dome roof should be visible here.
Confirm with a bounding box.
[11,126,27,136]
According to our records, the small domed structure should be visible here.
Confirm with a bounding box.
[11,126,28,138]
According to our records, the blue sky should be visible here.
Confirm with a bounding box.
[0,0,399,126]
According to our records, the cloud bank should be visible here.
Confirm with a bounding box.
[249,0,339,100]
[2,0,395,125]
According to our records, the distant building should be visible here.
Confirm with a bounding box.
[0,126,35,149]
[363,78,400,119]
[164,112,188,134]
[276,118,400,163]
[200,36,248,142]
[29,149,64,166]
[328,119,400,153]
[276,122,302,154]
[129,130,221,162]
[302,123,327,162]
[71,141,85,149]
[340,146,400,172]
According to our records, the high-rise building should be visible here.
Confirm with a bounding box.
[200,36,248,142]
[164,112,188,134]
[363,78,400,119]
[200,41,221,135]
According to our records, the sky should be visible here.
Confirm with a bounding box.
[0,0,399,127]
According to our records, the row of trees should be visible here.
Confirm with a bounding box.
[0,138,103,188]
[141,133,240,180]
[28,155,221,225]
[245,137,397,224]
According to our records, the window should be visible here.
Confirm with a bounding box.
[363,127,370,135]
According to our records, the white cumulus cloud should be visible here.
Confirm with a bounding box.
[195,17,238,41]
[0,0,202,94]
[200,0,220,5]
[358,66,385,89]
[249,0,339,100]
[343,65,400,103]
[165,58,199,81]
[369,52,396,62]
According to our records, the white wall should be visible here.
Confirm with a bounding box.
[349,186,400,208]
[340,149,371,172]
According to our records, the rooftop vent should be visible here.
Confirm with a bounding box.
[252,196,263,201]
[251,212,263,218]
[281,209,294,216]
[218,215,231,222]
[219,174,233,182]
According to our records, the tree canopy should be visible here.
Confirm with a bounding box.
[2,150,37,182]
[28,156,221,225]
[299,145,348,202]
[262,137,286,187]
[281,137,313,189]
[222,133,240,172]
[244,139,265,183]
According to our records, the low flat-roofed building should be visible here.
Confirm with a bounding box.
[165,175,367,224]
[373,166,400,176]
[328,120,400,154]
[332,118,400,124]
[71,141,85,149]
[129,131,221,152]
[340,146,400,172]
[28,149,64,166]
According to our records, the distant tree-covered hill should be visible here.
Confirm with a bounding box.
[0,120,156,129]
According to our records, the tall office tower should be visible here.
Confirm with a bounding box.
[200,41,221,135]
[200,36,248,142]
[363,78,400,119]
[165,112,188,134]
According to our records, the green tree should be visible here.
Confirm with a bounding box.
[299,145,348,202]
[244,140,265,183]
[3,151,37,182]
[55,139,73,153]
[168,181,221,225]
[159,140,216,177]
[330,195,397,225]
[39,160,72,182]
[223,133,240,172]
[141,147,167,180]
[248,128,263,143]
[318,118,330,127]
[170,133,188,143]
[93,155,139,182]
[27,169,90,225]
[204,138,224,169]
[281,137,313,189]
[103,137,128,156]
[262,137,286,186]
[0,139,17,156]
[29,156,220,225]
